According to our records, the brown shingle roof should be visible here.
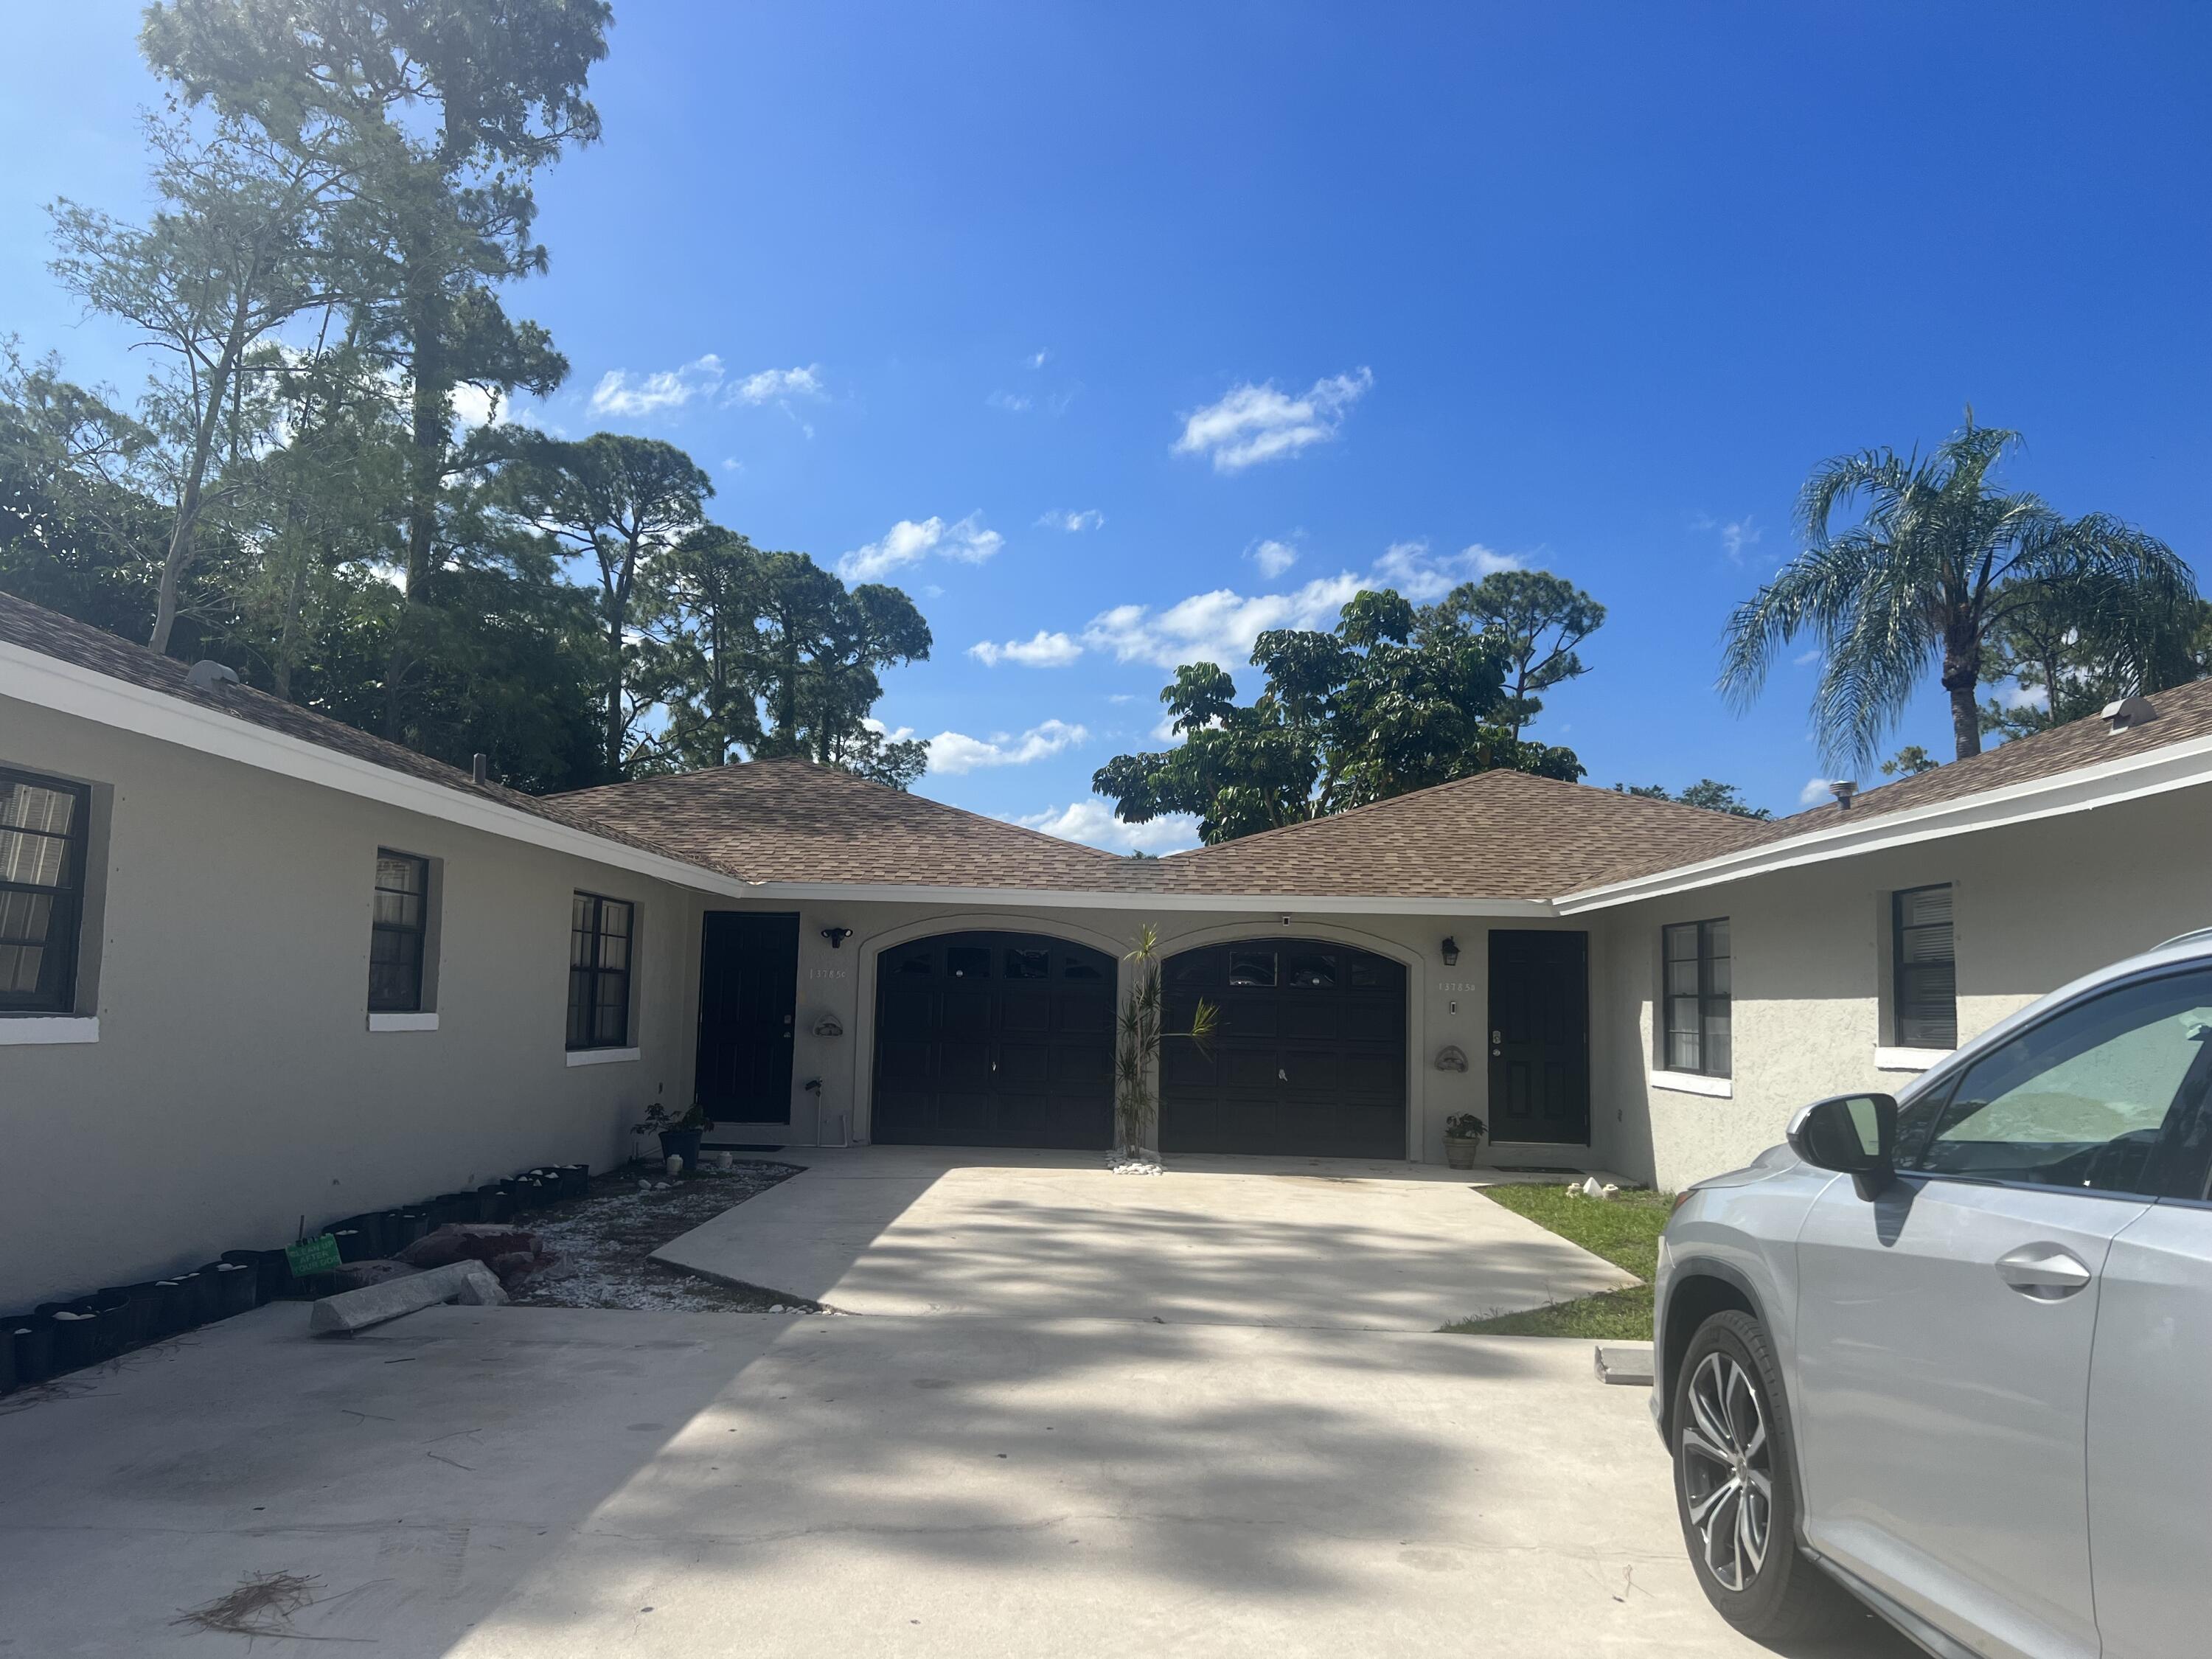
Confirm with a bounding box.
[0,588,731,877]
[1146,769,1769,900]
[554,758,1144,891]
[15,586,2212,904]
[1579,675,2212,890]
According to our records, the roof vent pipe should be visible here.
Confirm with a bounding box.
[1829,779,1857,810]
[471,753,490,786]
[185,660,239,694]
[2103,695,2157,734]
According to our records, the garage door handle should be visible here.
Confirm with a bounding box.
[1996,1245,2093,1299]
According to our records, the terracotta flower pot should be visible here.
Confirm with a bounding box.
[1444,1136,1482,1170]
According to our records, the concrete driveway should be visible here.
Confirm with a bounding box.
[653,1146,1638,1327]
[0,1155,1916,1657]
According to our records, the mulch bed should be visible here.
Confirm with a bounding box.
[509,1160,824,1314]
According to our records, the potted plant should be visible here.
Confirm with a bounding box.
[1444,1112,1488,1170]
[634,1101,714,1169]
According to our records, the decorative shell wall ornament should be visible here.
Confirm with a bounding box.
[1433,1044,1470,1073]
[812,1015,845,1038]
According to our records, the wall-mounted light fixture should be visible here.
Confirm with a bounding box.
[820,926,853,949]
[1440,936,1461,967]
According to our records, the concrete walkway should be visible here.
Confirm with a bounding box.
[652,1146,1639,1329]
[0,1303,1917,1658]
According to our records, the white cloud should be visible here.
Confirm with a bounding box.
[1036,508,1104,532]
[1792,647,1822,667]
[1371,538,1521,600]
[1028,349,1049,369]
[927,719,1088,775]
[1799,776,1846,807]
[1009,799,1201,855]
[1082,573,1366,670]
[968,630,1083,668]
[732,364,824,404]
[1173,367,1374,471]
[1249,538,1299,578]
[838,512,1004,581]
[987,389,1032,413]
[1693,512,1764,563]
[589,352,725,417]
[2000,681,2049,711]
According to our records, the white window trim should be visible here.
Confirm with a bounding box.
[0,1015,100,1046]
[566,1045,640,1068]
[1650,1068,1732,1099]
[369,1012,439,1033]
[1876,1045,1953,1073]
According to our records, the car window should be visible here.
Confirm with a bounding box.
[1905,969,2212,1196]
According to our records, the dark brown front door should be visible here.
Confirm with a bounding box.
[1486,930,1590,1144]
[695,911,799,1122]
[1160,939,1407,1158]
[872,931,1116,1148]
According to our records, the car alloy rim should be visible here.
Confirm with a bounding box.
[1680,1350,1773,1593]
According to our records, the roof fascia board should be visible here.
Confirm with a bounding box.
[741,880,1557,917]
[1,641,760,899]
[1557,731,2212,912]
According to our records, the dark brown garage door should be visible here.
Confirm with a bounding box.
[872,931,1116,1149]
[1161,938,1407,1158]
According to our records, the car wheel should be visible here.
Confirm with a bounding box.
[1672,1309,1853,1641]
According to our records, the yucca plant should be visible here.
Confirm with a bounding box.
[1113,924,1217,1158]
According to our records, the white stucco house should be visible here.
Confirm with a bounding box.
[7,585,2212,1307]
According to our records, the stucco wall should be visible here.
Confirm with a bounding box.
[1590,787,2212,1192]
[0,697,698,1310]
[684,896,1601,1165]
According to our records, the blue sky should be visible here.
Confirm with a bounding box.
[7,4,2209,846]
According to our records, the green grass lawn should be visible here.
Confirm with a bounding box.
[1441,1183,1674,1340]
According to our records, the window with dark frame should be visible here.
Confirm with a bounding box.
[1893,883,1958,1048]
[1662,918,1732,1077]
[567,891,635,1050]
[0,765,90,1015]
[368,850,430,1013]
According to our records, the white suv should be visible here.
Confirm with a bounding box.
[1655,932,2212,1659]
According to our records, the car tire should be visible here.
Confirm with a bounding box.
[1672,1309,1854,1642]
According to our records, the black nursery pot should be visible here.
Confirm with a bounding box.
[203,1262,257,1317]
[145,1279,190,1336]
[224,1249,288,1304]
[7,1314,55,1386]
[474,1184,512,1224]
[0,1319,15,1395]
[389,1210,430,1248]
[335,1214,389,1257]
[169,1271,206,1328]
[330,1226,374,1265]
[46,1307,102,1371]
[562,1163,591,1199]
[97,1287,153,1352]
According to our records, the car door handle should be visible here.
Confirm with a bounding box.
[1995,1245,2094,1299]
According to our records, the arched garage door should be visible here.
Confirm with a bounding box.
[872,931,1116,1148]
[1161,939,1408,1159]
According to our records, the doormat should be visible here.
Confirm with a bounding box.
[1486,1164,1586,1175]
[703,1142,785,1153]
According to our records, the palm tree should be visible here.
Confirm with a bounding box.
[1720,415,2192,772]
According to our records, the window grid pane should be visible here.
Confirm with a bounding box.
[567,893,635,1049]
[367,849,429,1014]
[1660,919,1731,1078]
[0,767,88,1014]
[1893,885,1958,1048]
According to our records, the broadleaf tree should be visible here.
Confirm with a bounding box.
[1093,586,1585,846]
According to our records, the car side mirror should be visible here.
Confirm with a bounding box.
[1787,1093,1899,1200]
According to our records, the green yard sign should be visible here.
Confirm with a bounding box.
[285,1234,341,1276]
